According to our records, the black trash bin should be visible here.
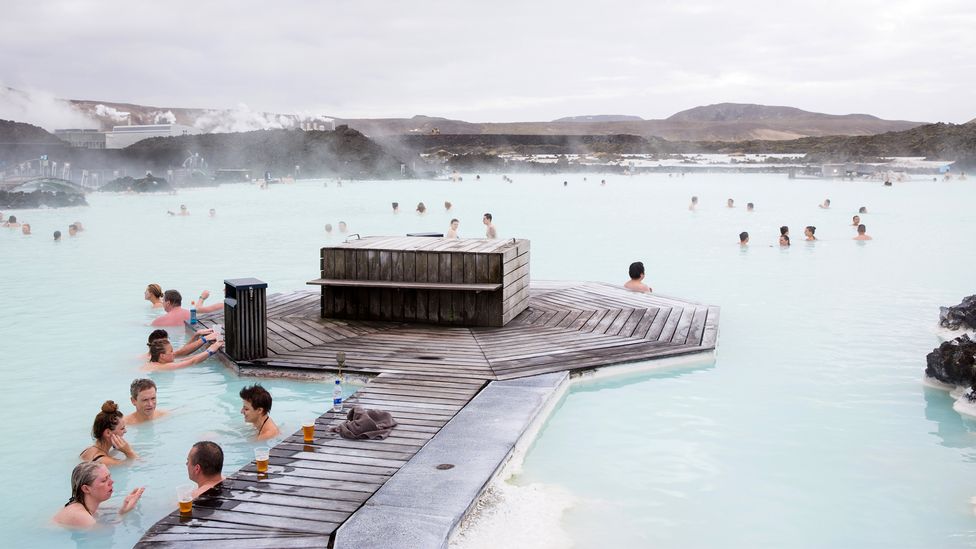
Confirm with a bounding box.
[224,278,268,362]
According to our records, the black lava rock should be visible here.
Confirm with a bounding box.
[926,334,976,385]
[940,295,976,331]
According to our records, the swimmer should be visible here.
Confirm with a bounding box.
[852,215,861,226]
[124,378,167,425]
[4,215,20,228]
[324,223,333,234]
[416,202,426,214]
[142,328,215,360]
[854,224,872,240]
[688,196,698,211]
[53,230,61,241]
[79,401,139,466]
[144,284,164,309]
[858,206,868,214]
[73,221,84,231]
[563,181,568,187]
[338,221,348,233]
[483,213,497,239]
[601,179,606,186]
[151,290,190,326]
[476,175,481,180]
[804,226,816,241]
[143,338,223,372]
[240,384,280,441]
[444,201,452,211]
[21,223,31,235]
[739,231,749,246]
[186,441,225,498]
[68,224,78,236]
[446,218,460,238]
[727,198,734,208]
[819,199,831,209]
[780,226,789,237]
[746,202,754,212]
[623,261,652,293]
[392,202,399,213]
[52,462,143,529]
[779,234,791,246]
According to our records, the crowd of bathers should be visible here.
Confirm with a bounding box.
[52,284,282,529]
[2,212,83,239]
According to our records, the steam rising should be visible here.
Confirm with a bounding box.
[0,84,97,130]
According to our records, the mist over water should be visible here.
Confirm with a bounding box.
[2,173,975,547]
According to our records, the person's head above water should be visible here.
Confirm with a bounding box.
[444,201,452,210]
[779,234,791,246]
[324,223,333,233]
[857,223,867,234]
[483,213,492,223]
[240,384,273,419]
[392,202,399,211]
[147,329,168,346]
[747,202,754,211]
[145,283,163,302]
[628,261,645,280]
[187,441,224,483]
[91,400,124,441]
[53,230,61,241]
[691,196,698,204]
[727,198,734,207]
[780,226,789,236]
[858,206,867,214]
[148,339,173,363]
[805,226,816,235]
[852,215,861,225]
[338,221,347,232]
[416,202,426,213]
[739,231,749,244]
[163,289,182,310]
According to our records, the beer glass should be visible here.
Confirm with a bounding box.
[302,421,315,443]
[254,447,270,473]
[177,484,194,514]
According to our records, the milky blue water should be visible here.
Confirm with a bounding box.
[1,173,973,548]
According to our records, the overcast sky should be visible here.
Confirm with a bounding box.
[1,0,974,123]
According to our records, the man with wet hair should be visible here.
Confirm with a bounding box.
[483,213,496,239]
[854,224,872,241]
[152,289,191,326]
[852,215,861,226]
[739,232,749,246]
[624,261,652,293]
[187,441,225,498]
[446,218,459,239]
[125,378,167,425]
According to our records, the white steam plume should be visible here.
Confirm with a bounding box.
[0,84,98,130]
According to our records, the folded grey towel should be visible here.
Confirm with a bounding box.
[331,406,397,440]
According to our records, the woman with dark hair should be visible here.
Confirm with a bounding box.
[144,284,164,309]
[79,401,139,466]
[52,462,143,528]
[142,337,223,372]
[240,384,280,441]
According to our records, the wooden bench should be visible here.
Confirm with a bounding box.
[307,278,501,292]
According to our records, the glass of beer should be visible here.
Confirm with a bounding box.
[254,447,270,473]
[302,421,315,443]
[177,484,194,514]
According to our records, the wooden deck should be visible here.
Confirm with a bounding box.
[137,281,718,547]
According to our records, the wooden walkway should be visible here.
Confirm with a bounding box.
[137,373,485,547]
[137,281,718,547]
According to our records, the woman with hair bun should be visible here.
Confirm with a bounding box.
[52,462,144,529]
[79,401,139,466]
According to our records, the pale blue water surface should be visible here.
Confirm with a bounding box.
[1,173,974,548]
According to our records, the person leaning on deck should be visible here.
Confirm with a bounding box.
[624,261,652,293]
[52,462,143,529]
[240,384,280,441]
[80,401,139,466]
[143,336,223,372]
[151,290,190,326]
[143,328,217,360]
[186,441,225,498]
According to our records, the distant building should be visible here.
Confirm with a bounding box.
[54,129,106,149]
[105,124,202,149]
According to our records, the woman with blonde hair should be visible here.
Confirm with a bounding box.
[52,462,143,529]
[79,401,139,466]
[144,284,164,309]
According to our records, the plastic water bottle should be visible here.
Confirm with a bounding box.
[332,379,343,412]
[189,301,197,324]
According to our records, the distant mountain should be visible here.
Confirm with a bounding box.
[667,103,882,123]
[553,115,644,122]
